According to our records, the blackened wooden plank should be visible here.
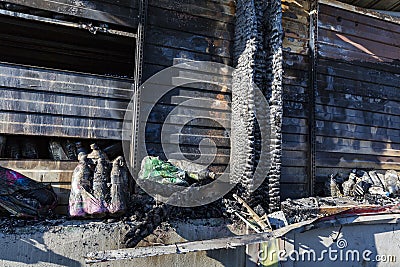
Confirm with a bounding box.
[316,151,400,169]
[0,112,123,139]
[0,89,129,119]
[145,122,229,143]
[316,121,400,144]
[320,4,400,33]
[147,6,234,41]
[316,92,400,117]
[318,13,400,48]
[282,150,308,167]
[95,0,138,9]
[317,77,400,102]
[283,85,308,102]
[318,43,400,68]
[280,168,308,183]
[316,136,400,157]
[282,118,308,135]
[319,28,400,61]
[283,101,308,119]
[143,44,232,68]
[282,133,308,151]
[146,25,232,58]
[317,59,400,88]
[148,0,235,23]
[0,63,133,99]
[315,104,400,130]
[283,52,310,70]
[282,68,309,87]
[0,14,134,48]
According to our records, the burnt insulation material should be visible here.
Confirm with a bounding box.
[232,0,283,213]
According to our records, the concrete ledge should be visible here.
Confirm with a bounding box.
[0,219,246,267]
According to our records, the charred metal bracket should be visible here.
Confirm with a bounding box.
[308,0,319,196]
[129,0,148,175]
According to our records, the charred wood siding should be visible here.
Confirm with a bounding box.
[0,63,133,139]
[281,0,311,199]
[142,0,235,174]
[0,160,74,213]
[316,4,400,185]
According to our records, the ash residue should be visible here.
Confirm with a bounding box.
[123,189,230,247]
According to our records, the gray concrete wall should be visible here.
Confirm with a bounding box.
[282,222,400,267]
[0,219,247,267]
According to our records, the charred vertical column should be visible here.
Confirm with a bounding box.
[263,0,284,213]
[232,0,283,213]
[308,0,318,197]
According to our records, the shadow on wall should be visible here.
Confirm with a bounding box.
[172,220,248,267]
[0,187,80,266]
[0,232,81,267]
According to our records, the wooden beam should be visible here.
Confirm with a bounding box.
[85,219,315,263]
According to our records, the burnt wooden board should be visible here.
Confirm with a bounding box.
[148,0,235,23]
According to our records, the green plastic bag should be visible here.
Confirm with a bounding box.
[139,156,189,186]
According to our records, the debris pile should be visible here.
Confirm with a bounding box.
[328,169,400,200]
[69,144,130,218]
[281,169,400,224]
[0,166,57,218]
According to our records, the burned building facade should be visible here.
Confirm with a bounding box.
[0,0,399,214]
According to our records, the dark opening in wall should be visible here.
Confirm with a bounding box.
[0,14,135,77]
[0,135,123,161]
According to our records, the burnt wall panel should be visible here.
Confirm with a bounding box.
[142,0,235,172]
[281,0,311,199]
[315,3,400,190]
[0,63,133,139]
[0,3,136,141]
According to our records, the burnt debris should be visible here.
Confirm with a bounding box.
[0,166,57,218]
[327,169,400,199]
[69,144,130,218]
